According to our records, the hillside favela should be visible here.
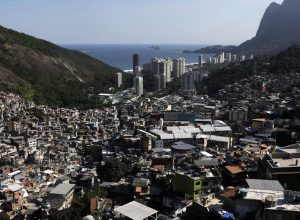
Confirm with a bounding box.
[0,0,300,220]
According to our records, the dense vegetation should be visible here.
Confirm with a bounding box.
[0,212,9,220]
[0,158,12,167]
[97,159,130,182]
[203,45,300,95]
[0,25,131,109]
[49,186,107,220]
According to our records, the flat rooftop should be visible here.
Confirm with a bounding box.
[114,201,158,220]
[246,179,284,191]
[271,158,300,168]
[225,165,244,174]
[279,148,300,154]
[50,183,75,196]
[244,189,300,212]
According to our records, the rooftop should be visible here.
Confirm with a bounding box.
[114,201,158,220]
[171,142,195,151]
[197,134,231,143]
[271,158,300,168]
[225,165,244,174]
[244,189,300,212]
[246,179,284,191]
[50,183,75,196]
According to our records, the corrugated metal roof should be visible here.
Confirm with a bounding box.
[214,126,232,132]
[115,201,157,220]
[196,134,231,143]
[150,129,174,140]
[200,125,215,132]
[50,183,75,196]
[172,130,193,139]
[246,179,284,191]
[171,142,195,150]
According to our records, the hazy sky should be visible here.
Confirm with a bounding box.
[0,0,284,45]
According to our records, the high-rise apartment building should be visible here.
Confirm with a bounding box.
[180,70,202,96]
[232,54,237,62]
[218,52,225,63]
[116,72,122,88]
[151,58,160,75]
[154,74,161,91]
[225,53,232,62]
[151,58,172,89]
[165,58,172,82]
[172,58,186,78]
[240,55,246,62]
[134,75,143,96]
[199,55,204,67]
[133,54,140,70]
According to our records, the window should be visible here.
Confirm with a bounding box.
[202,181,209,186]
[195,181,201,186]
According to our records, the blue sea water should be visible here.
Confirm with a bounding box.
[62,44,211,71]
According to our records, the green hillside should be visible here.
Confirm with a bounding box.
[203,45,300,95]
[0,25,130,108]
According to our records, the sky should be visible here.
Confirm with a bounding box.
[0,0,284,45]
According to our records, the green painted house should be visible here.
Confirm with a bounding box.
[173,172,204,200]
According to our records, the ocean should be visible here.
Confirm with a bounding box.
[62,44,211,71]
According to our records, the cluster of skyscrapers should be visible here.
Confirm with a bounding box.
[132,53,205,96]
[206,52,254,64]
[142,57,186,90]
[131,51,253,97]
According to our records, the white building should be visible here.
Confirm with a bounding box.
[225,53,232,62]
[165,58,173,82]
[199,55,204,67]
[212,57,219,64]
[151,58,172,89]
[218,52,225,63]
[134,75,143,96]
[116,72,122,88]
[172,58,185,78]
[232,54,237,62]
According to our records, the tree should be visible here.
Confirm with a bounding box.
[86,186,107,200]
[0,158,12,167]
[97,159,128,182]
[0,212,9,220]
[28,107,45,121]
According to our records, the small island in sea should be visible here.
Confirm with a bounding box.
[149,45,160,50]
